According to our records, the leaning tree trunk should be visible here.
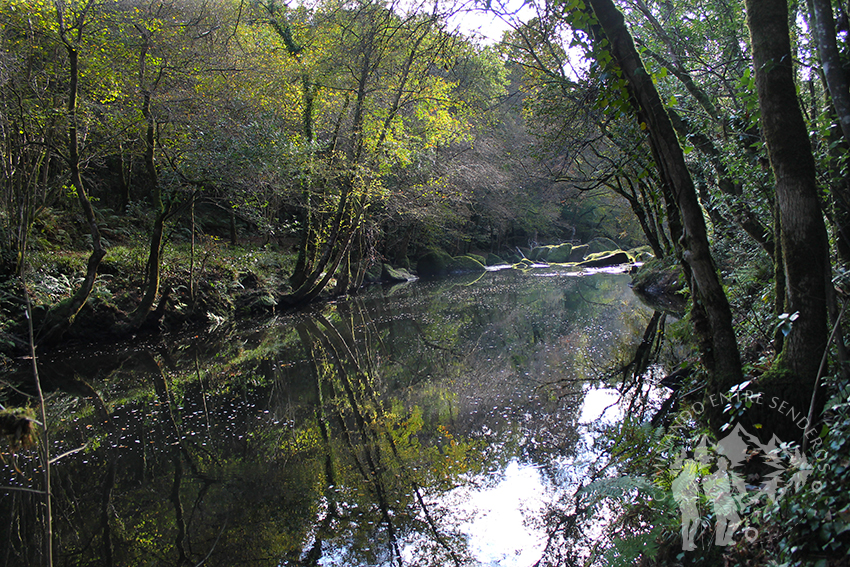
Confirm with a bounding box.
[38,27,105,347]
[746,0,831,439]
[586,0,744,396]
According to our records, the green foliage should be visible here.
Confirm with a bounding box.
[603,525,664,567]
[736,381,850,565]
[579,474,664,503]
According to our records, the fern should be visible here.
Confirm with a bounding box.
[578,475,663,504]
[602,525,663,566]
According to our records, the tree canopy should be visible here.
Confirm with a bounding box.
[2,0,849,436]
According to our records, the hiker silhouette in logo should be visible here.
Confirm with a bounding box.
[671,447,704,551]
[704,455,745,545]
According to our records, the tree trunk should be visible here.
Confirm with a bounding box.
[229,205,237,246]
[586,0,744,395]
[746,0,831,437]
[131,92,166,328]
[190,196,196,303]
[116,141,131,213]
[39,18,106,347]
[809,0,850,141]
[809,0,850,264]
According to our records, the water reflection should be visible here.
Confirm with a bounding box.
[1,269,655,566]
[438,459,555,567]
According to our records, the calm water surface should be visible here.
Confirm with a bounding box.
[2,267,655,566]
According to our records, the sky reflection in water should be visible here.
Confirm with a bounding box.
[3,268,655,567]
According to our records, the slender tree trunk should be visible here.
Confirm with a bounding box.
[586,0,744,394]
[132,92,166,327]
[116,142,131,212]
[611,178,665,257]
[746,0,831,434]
[24,284,52,567]
[228,205,237,246]
[264,2,318,291]
[100,459,117,567]
[809,0,850,141]
[170,448,189,565]
[39,15,105,347]
[668,110,775,258]
[190,196,196,303]
[809,0,850,264]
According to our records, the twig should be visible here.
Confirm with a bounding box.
[23,279,53,567]
[0,486,49,496]
[0,379,35,399]
[48,444,88,464]
[803,297,846,452]
[193,518,228,567]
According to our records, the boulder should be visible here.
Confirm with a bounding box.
[465,253,487,265]
[486,253,506,266]
[447,255,487,274]
[579,251,631,268]
[381,264,417,282]
[630,257,687,315]
[586,237,620,255]
[546,243,574,263]
[628,246,655,262]
[529,246,549,261]
[568,244,589,262]
[416,250,453,278]
[363,262,383,283]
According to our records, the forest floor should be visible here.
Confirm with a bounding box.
[1,227,300,366]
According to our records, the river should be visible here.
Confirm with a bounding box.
[1,266,659,566]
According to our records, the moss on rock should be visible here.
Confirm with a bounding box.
[529,247,549,261]
[416,250,453,278]
[631,257,687,315]
[381,264,417,282]
[628,246,655,262]
[579,251,631,268]
[569,244,589,262]
[486,253,506,266]
[447,255,487,274]
[586,237,620,255]
[547,243,574,263]
[465,253,487,265]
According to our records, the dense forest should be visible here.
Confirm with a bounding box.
[2,0,850,565]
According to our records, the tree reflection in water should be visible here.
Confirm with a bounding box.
[0,269,660,566]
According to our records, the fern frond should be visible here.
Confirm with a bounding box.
[602,525,663,567]
[578,475,663,504]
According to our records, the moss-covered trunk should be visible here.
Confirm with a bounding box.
[746,0,831,439]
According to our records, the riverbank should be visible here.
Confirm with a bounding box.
[1,222,647,365]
